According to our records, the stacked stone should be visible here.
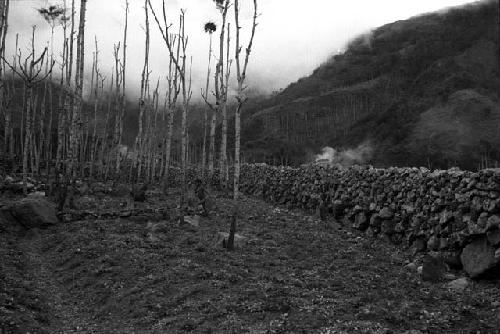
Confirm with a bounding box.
[0,175,46,194]
[237,164,500,278]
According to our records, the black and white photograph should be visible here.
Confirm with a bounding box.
[0,0,500,332]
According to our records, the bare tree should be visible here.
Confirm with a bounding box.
[160,30,181,190]
[3,27,55,194]
[201,21,216,179]
[0,0,9,61]
[233,0,258,200]
[131,0,150,183]
[101,69,114,180]
[88,37,103,180]
[55,0,74,170]
[148,0,192,218]
[0,0,10,160]
[115,0,129,175]
[38,4,66,177]
[214,0,230,189]
[67,0,87,178]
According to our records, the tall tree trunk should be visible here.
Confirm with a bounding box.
[68,0,86,178]
[179,11,189,214]
[22,85,33,194]
[222,21,231,188]
[161,28,182,190]
[208,107,216,175]
[201,33,213,178]
[133,0,150,183]
[0,0,9,163]
[116,0,129,176]
[234,0,258,200]
[1,3,11,164]
[45,24,55,179]
[215,1,229,187]
[101,70,114,180]
[112,43,122,179]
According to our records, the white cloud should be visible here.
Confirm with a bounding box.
[5,0,477,99]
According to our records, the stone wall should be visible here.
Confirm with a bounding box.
[237,164,500,278]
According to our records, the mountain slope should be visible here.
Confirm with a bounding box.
[241,0,500,169]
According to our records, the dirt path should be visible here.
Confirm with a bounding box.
[17,232,99,334]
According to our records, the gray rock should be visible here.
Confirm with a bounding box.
[381,219,396,235]
[421,253,447,282]
[183,215,201,228]
[477,213,489,229]
[353,212,369,231]
[439,237,449,250]
[11,197,59,229]
[444,273,457,280]
[369,214,381,228]
[405,262,417,271]
[439,210,453,225]
[427,235,439,251]
[487,215,500,230]
[402,204,415,214]
[411,237,427,255]
[379,207,394,219]
[447,277,470,292]
[461,236,499,278]
[365,227,377,238]
[353,205,363,213]
[488,199,500,213]
[76,182,90,196]
[487,230,500,247]
[27,191,46,198]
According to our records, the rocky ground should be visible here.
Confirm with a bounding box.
[1,185,500,334]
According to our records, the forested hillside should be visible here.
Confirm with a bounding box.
[240,0,500,169]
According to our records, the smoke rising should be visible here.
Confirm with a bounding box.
[315,142,374,166]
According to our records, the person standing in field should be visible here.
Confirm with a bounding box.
[194,178,209,216]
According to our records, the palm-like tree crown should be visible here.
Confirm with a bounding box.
[204,22,217,34]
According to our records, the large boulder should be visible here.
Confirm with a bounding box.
[460,236,500,278]
[10,197,59,229]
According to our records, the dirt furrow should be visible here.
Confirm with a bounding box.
[18,233,99,334]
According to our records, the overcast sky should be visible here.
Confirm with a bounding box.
[6,0,478,100]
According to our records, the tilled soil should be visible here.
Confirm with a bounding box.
[1,190,500,333]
